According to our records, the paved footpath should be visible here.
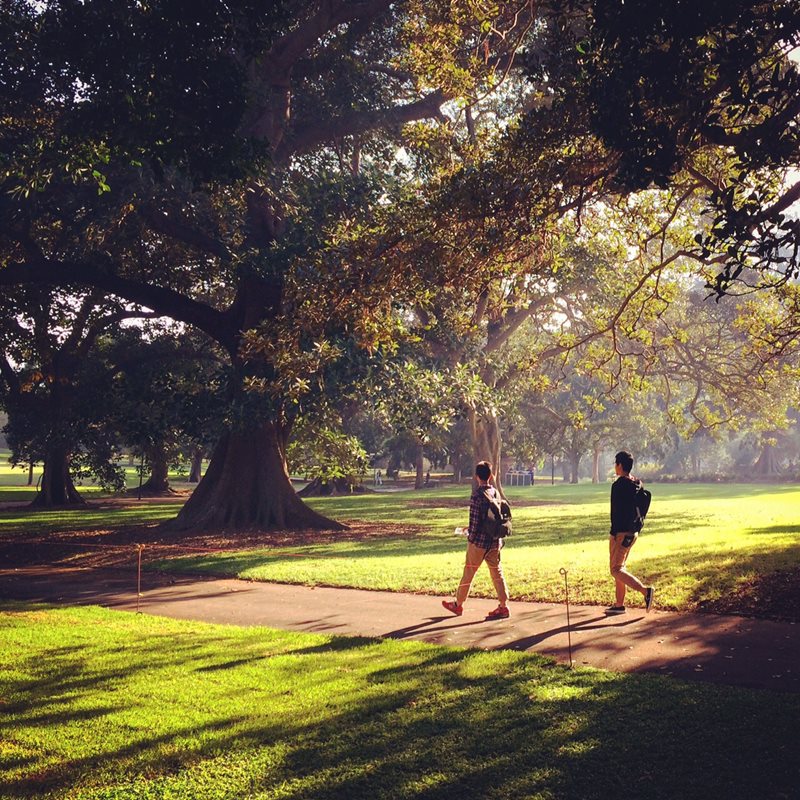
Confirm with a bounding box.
[1,566,797,693]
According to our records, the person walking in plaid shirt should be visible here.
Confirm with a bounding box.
[442,460,511,620]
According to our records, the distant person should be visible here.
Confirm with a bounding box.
[374,469,383,486]
[425,470,431,486]
[442,460,510,620]
[607,450,654,615]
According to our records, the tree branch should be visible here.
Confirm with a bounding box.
[242,0,393,144]
[273,91,446,164]
[268,0,392,74]
[486,295,553,353]
[139,208,232,262]
[0,261,238,352]
[62,291,106,354]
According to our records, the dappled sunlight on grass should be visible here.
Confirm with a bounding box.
[3,480,799,618]
[1,603,798,800]
[0,503,184,535]
[150,483,800,618]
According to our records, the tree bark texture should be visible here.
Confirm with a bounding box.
[171,421,345,531]
[188,447,204,483]
[568,452,581,484]
[137,445,172,494]
[30,446,85,508]
[592,445,601,484]
[414,441,425,489]
[469,409,504,496]
[752,442,782,477]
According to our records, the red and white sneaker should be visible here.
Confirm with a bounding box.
[441,600,463,616]
[485,605,510,620]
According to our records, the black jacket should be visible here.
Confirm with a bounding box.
[610,474,642,534]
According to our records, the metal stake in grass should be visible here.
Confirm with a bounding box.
[559,567,574,668]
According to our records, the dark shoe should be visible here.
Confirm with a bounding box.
[645,587,655,613]
[485,605,510,620]
[442,600,463,616]
[605,605,626,615]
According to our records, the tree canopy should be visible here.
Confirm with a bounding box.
[1,1,799,526]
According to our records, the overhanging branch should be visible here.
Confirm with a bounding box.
[0,261,237,351]
[274,91,446,163]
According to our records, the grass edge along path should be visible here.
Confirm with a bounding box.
[1,602,799,800]
[148,482,800,618]
[2,482,799,619]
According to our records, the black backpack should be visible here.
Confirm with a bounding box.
[480,490,513,539]
[634,484,652,531]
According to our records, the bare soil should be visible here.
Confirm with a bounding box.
[0,494,424,573]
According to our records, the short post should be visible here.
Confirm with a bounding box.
[559,567,574,668]
[136,544,144,613]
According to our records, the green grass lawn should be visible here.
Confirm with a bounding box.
[1,479,798,616]
[149,482,800,615]
[0,451,196,503]
[0,502,185,534]
[1,602,797,800]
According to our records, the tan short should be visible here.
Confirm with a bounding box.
[609,532,638,573]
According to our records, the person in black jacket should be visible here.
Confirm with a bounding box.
[607,450,654,615]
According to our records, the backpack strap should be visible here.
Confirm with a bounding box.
[482,488,503,519]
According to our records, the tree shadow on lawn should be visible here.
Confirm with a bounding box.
[638,537,800,621]
[3,611,799,800]
[143,513,614,576]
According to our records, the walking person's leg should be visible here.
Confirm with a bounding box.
[456,542,486,606]
[484,544,510,619]
[443,542,486,614]
[608,533,653,612]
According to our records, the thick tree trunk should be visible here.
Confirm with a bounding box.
[592,445,601,484]
[30,447,85,508]
[752,442,781,478]
[414,441,425,489]
[138,446,172,494]
[450,436,465,482]
[188,447,204,483]
[171,421,345,531]
[469,409,503,495]
[570,452,580,484]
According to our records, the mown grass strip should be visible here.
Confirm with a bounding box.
[1,603,798,800]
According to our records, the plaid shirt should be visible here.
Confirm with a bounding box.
[467,484,503,549]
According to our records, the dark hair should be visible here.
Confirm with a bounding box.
[475,461,492,481]
[615,450,634,473]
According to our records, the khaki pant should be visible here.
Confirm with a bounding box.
[609,532,645,603]
[456,541,509,606]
